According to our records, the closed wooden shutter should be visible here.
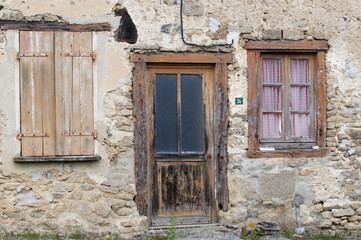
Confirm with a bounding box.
[55,32,94,156]
[19,31,56,156]
[19,31,94,157]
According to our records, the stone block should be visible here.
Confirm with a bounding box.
[183,0,203,16]
[346,129,361,139]
[25,14,43,21]
[345,222,360,230]
[99,186,119,194]
[283,29,304,40]
[161,23,181,35]
[348,215,361,222]
[338,199,351,209]
[356,207,361,214]
[90,193,101,202]
[332,208,355,217]
[321,211,332,219]
[260,170,296,202]
[76,203,93,217]
[54,182,73,192]
[95,203,111,218]
[323,199,341,210]
[43,13,60,22]
[1,9,24,21]
[262,29,282,40]
[350,201,361,209]
[16,190,40,205]
[80,184,95,191]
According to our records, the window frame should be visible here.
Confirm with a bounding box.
[245,40,329,158]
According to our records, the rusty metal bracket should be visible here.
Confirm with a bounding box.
[16,132,49,140]
[64,52,96,61]
[65,131,98,140]
[17,52,48,60]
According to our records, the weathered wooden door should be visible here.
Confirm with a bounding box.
[147,64,215,226]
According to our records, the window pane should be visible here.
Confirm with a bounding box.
[262,86,281,111]
[262,58,282,83]
[290,59,309,84]
[262,113,281,138]
[290,86,310,111]
[181,74,203,152]
[291,113,310,138]
[155,74,177,153]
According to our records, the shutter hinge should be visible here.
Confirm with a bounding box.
[17,52,48,60]
[16,132,49,140]
[64,52,96,61]
[65,131,98,140]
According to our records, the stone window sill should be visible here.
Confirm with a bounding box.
[14,155,101,163]
[246,148,329,159]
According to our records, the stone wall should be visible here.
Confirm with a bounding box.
[0,0,360,236]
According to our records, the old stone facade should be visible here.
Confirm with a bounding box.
[0,0,360,238]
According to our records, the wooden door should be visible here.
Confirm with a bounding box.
[147,65,215,226]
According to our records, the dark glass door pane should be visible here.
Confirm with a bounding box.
[181,74,203,152]
[155,74,178,153]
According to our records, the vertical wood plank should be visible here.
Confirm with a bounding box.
[54,32,64,155]
[214,62,229,212]
[39,32,56,156]
[60,32,74,155]
[247,51,260,150]
[70,32,82,155]
[133,62,148,216]
[79,32,94,155]
[316,51,326,147]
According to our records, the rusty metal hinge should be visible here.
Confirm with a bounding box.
[16,132,49,140]
[17,52,48,60]
[65,131,97,140]
[64,52,96,61]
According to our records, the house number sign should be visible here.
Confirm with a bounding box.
[235,97,243,105]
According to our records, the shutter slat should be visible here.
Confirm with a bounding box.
[39,32,56,156]
[79,32,94,155]
[59,32,75,155]
[54,32,64,155]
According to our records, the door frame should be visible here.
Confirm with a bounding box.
[131,52,232,225]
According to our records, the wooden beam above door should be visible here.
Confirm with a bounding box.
[130,52,232,64]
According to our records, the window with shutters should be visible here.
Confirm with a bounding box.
[17,31,97,159]
[245,40,329,158]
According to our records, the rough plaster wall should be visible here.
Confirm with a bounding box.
[0,0,359,236]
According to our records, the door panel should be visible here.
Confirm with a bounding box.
[148,65,215,226]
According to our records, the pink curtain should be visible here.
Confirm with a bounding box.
[290,59,310,138]
[262,59,281,138]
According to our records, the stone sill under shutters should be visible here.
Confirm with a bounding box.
[14,155,101,163]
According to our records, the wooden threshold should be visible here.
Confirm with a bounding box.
[152,214,211,227]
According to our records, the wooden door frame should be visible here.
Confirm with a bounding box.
[131,52,232,224]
